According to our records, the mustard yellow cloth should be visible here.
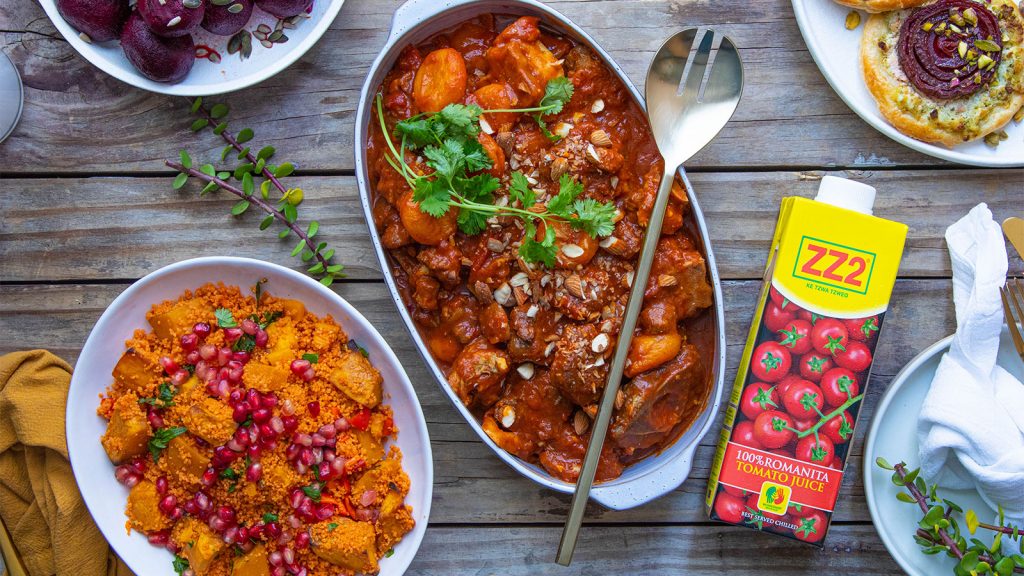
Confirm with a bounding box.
[0,350,134,576]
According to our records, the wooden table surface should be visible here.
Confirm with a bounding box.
[1,0,1022,574]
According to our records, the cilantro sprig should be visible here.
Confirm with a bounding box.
[485,76,575,140]
[148,426,187,462]
[138,382,177,409]
[374,77,615,268]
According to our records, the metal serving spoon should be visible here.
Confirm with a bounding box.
[557,27,743,565]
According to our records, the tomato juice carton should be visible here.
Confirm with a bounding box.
[705,176,907,545]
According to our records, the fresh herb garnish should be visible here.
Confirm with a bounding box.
[384,548,395,558]
[215,308,237,328]
[138,382,177,409]
[220,468,240,481]
[181,363,195,375]
[327,522,338,532]
[486,76,575,140]
[148,426,187,462]
[232,310,283,351]
[166,99,344,287]
[301,483,322,503]
[302,353,319,364]
[172,556,190,576]
[375,78,615,269]
[263,512,278,523]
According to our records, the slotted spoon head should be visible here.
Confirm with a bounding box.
[645,27,744,167]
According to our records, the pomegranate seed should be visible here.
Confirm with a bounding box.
[180,333,199,351]
[282,415,298,433]
[183,500,199,516]
[318,423,336,438]
[258,423,275,440]
[317,461,332,480]
[255,329,269,348]
[311,448,323,463]
[301,368,315,382]
[232,350,251,363]
[315,504,335,521]
[272,567,286,576]
[261,393,278,409]
[147,410,165,429]
[269,551,283,566]
[247,389,262,409]
[247,445,262,459]
[185,350,201,364]
[246,462,263,482]
[193,322,211,338]
[199,344,217,361]
[237,526,249,543]
[201,468,217,487]
[306,402,320,418]
[290,359,311,377]
[294,433,312,447]
[248,523,264,540]
[217,347,233,366]
[129,458,147,475]
[114,465,131,484]
[252,408,272,425]
[330,457,347,474]
[297,499,315,519]
[334,417,350,431]
[269,417,285,434]
[124,474,141,488]
[155,476,168,494]
[311,433,326,448]
[248,425,259,444]
[229,388,245,404]
[231,406,249,425]
[290,490,305,510]
[170,369,189,385]
[287,514,302,529]
[295,568,307,576]
[210,516,228,532]
[159,495,177,514]
[224,328,243,343]
[216,379,231,398]
[195,491,211,511]
[241,318,259,335]
[295,531,310,550]
[147,530,170,546]
[295,462,308,476]
[265,522,282,538]
[283,548,295,565]
[169,507,183,521]
[277,530,293,545]
[217,505,236,524]
[324,449,335,462]
[159,356,179,374]
[226,361,244,383]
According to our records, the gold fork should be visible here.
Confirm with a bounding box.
[1002,278,1024,362]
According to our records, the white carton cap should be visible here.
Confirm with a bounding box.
[814,175,876,215]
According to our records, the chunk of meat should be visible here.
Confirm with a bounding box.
[506,304,559,365]
[413,48,468,113]
[481,371,572,459]
[448,337,509,409]
[329,350,383,408]
[645,234,713,320]
[446,18,496,71]
[101,393,151,464]
[611,344,706,455]
[479,301,511,344]
[468,83,520,133]
[538,421,623,482]
[486,17,564,105]
[417,239,462,286]
[549,323,608,406]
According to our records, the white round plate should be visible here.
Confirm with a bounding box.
[792,0,1024,167]
[37,0,346,96]
[66,257,432,576]
[864,325,1024,575]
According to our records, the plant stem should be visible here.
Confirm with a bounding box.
[795,393,864,439]
[165,160,330,275]
[978,522,1023,536]
[198,105,290,199]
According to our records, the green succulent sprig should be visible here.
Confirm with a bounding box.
[164,98,344,287]
[877,457,1024,575]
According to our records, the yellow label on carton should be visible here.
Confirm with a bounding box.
[773,198,906,318]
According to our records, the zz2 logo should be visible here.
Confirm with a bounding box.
[794,237,875,294]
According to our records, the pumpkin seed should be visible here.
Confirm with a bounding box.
[228,3,244,13]
[845,11,861,30]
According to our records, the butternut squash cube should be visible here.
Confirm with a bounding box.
[111,348,152,393]
[310,519,378,573]
[241,362,291,393]
[265,323,298,365]
[173,518,225,576]
[232,543,270,576]
[126,480,169,532]
[328,351,383,408]
[150,298,208,339]
[158,434,209,486]
[101,394,151,464]
[183,397,236,446]
[278,299,306,321]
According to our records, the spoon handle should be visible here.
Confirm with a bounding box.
[556,165,678,565]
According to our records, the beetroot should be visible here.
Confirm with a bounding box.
[56,0,129,42]
[202,0,254,36]
[254,0,312,18]
[120,12,195,83]
[137,0,206,38]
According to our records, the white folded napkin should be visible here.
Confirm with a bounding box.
[917,203,1024,546]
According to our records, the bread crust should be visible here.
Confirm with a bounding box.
[860,0,1024,147]
[833,0,930,14]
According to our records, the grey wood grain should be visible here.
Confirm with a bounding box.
[0,0,986,173]
[0,278,956,525]
[1,171,1020,283]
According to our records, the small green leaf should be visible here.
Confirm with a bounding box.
[200,164,216,177]
[259,215,274,230]
[903,467,920,486]
[891,471,906,486]
[283,203,297,223]
[236,147,251,161]
[213,122,228,135]
[896,492,917,503]
[320,276,334,287]
[254,158,266,174]
[260,179,272,199]
[210,103,229,119]
[291,240,305,257]
[274,162,295,178]
[201,181,219,195]
[995,557,1015,576]
[179,150,192,169]
[302,353,318,363]
[301,250,314,262]
[242,172,254,196]
[221,145,234,162]
[237,128,254,143]
[257,146,275,160]
[308,262,325,274]
[321,249,336,261]
[190,97,203,113]
[307,221,319,238]
[215,308,238,328]
[278,229,290,239]
[231,200,250,216]
[234,164,254,180]
[190,118,209,132]
[173,173,188,190]
[326,264,343,274]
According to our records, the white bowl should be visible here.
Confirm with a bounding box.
[66,256,432,576]
[37,0,347,96]
[792,0,1024,167]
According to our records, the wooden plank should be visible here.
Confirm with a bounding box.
[0,0,970,173]
[2,171,1020,282]
[0,278,957,524]
[409,524,902,574]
